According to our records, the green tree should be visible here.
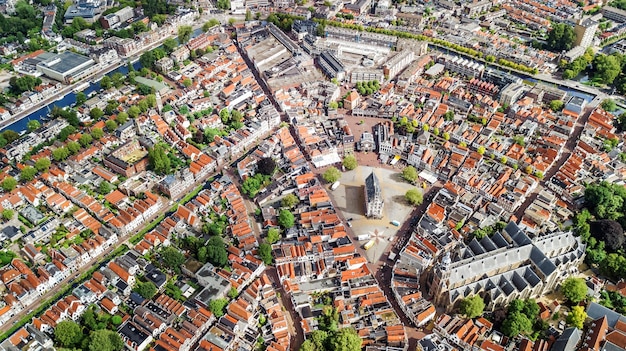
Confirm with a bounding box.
[257,157,277,175]
[602,99,618,112]
[87,329,124,351]
[163,38,178,54]
[105,120,118,132]
[209,298,229,317]
[134,281,157,299]
[90,107,104,120]
[55,320,83,348]
[99,181,112,195]
[327,327,361,351]
[34,157,51,172]
[546,23,576,52]
[52,147,70,161]
[91,128,104,140]
[79,134,93,147]
[259,242,273,264]
[100,76,112,90]
[459,295,485,318]
[67,141,81,154]
[501,311,533,337]
[111,315,123,326]
[27,120,40,132]
[2,176,17,192]
[178,25,193,44]
[405,188,424,206]
[160,246,185,273]
[594,54,621,85]
[278,209,295,229]
[128,106,141,119]
[477,146,486,155]
[281,194,299,208]
[549,100,564,112]
[561,277,587,303]
[2,209,13,221]
[206,235,228,267]
[443,132,450,141]
[182,78,192,87]
[322,167,341,183]
[76,91,87,106]
[267,227,281,244]
[318,306,339,332]
[3,130,19,144]
[165,280,183,300]
[203,19,220,31]
[20,166,37,182]
[342,154,357,170]
[228,287,238,299]
[566,305,587,329]
[148,144,171,175]
[402,165,418,183]
[116,112,128,125]
[146,94,157,108]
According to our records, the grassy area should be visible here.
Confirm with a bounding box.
[0,244,129,341]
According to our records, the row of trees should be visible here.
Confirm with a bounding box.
[312,18,538,74]
[355,80,380,96]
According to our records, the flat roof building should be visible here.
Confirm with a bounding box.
[36,51,95,83]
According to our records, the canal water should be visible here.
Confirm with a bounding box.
[2,27,207,134]
[1,61,143,134]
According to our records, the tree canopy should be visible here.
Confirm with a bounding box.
[402,166,418,183]
[560,277,588,304]
[258,157,277,175]
[566,305,587,329]
[278,209,295,229]
[459,295,485,318]
[259,242,273,265]
[27,120,40,132]
[209,298,229,317]
[322,167,341,183]
[2,176,17,192]
[87,329,124,351]
[160,246,185,273]
[267,228,281,244]
[342,155,357,170]
[148,144,171,175]
[501,299,540,337]
[20,166,37,182]
[34,158,51,172]
[405,188,423,206]
[134,281,157,299]
[54,320,82,348]
[281,193,299,208]
[545,23,575,52]
[205,235,228,267]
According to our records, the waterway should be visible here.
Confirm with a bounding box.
[2,27,206,134]
[1,61,143,134]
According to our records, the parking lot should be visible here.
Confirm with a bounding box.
[329,166,418,263]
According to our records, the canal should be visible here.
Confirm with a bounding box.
[1,61,143,134]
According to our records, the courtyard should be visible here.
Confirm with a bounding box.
[329,165,418,263]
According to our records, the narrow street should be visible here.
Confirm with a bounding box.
[513,95,600,220]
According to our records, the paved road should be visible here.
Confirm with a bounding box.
[512,96,600,220]
[324,175,442,350]
[265,267,306,350]
[0,198,169,334]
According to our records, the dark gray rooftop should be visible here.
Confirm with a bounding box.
[39,52,93,74]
